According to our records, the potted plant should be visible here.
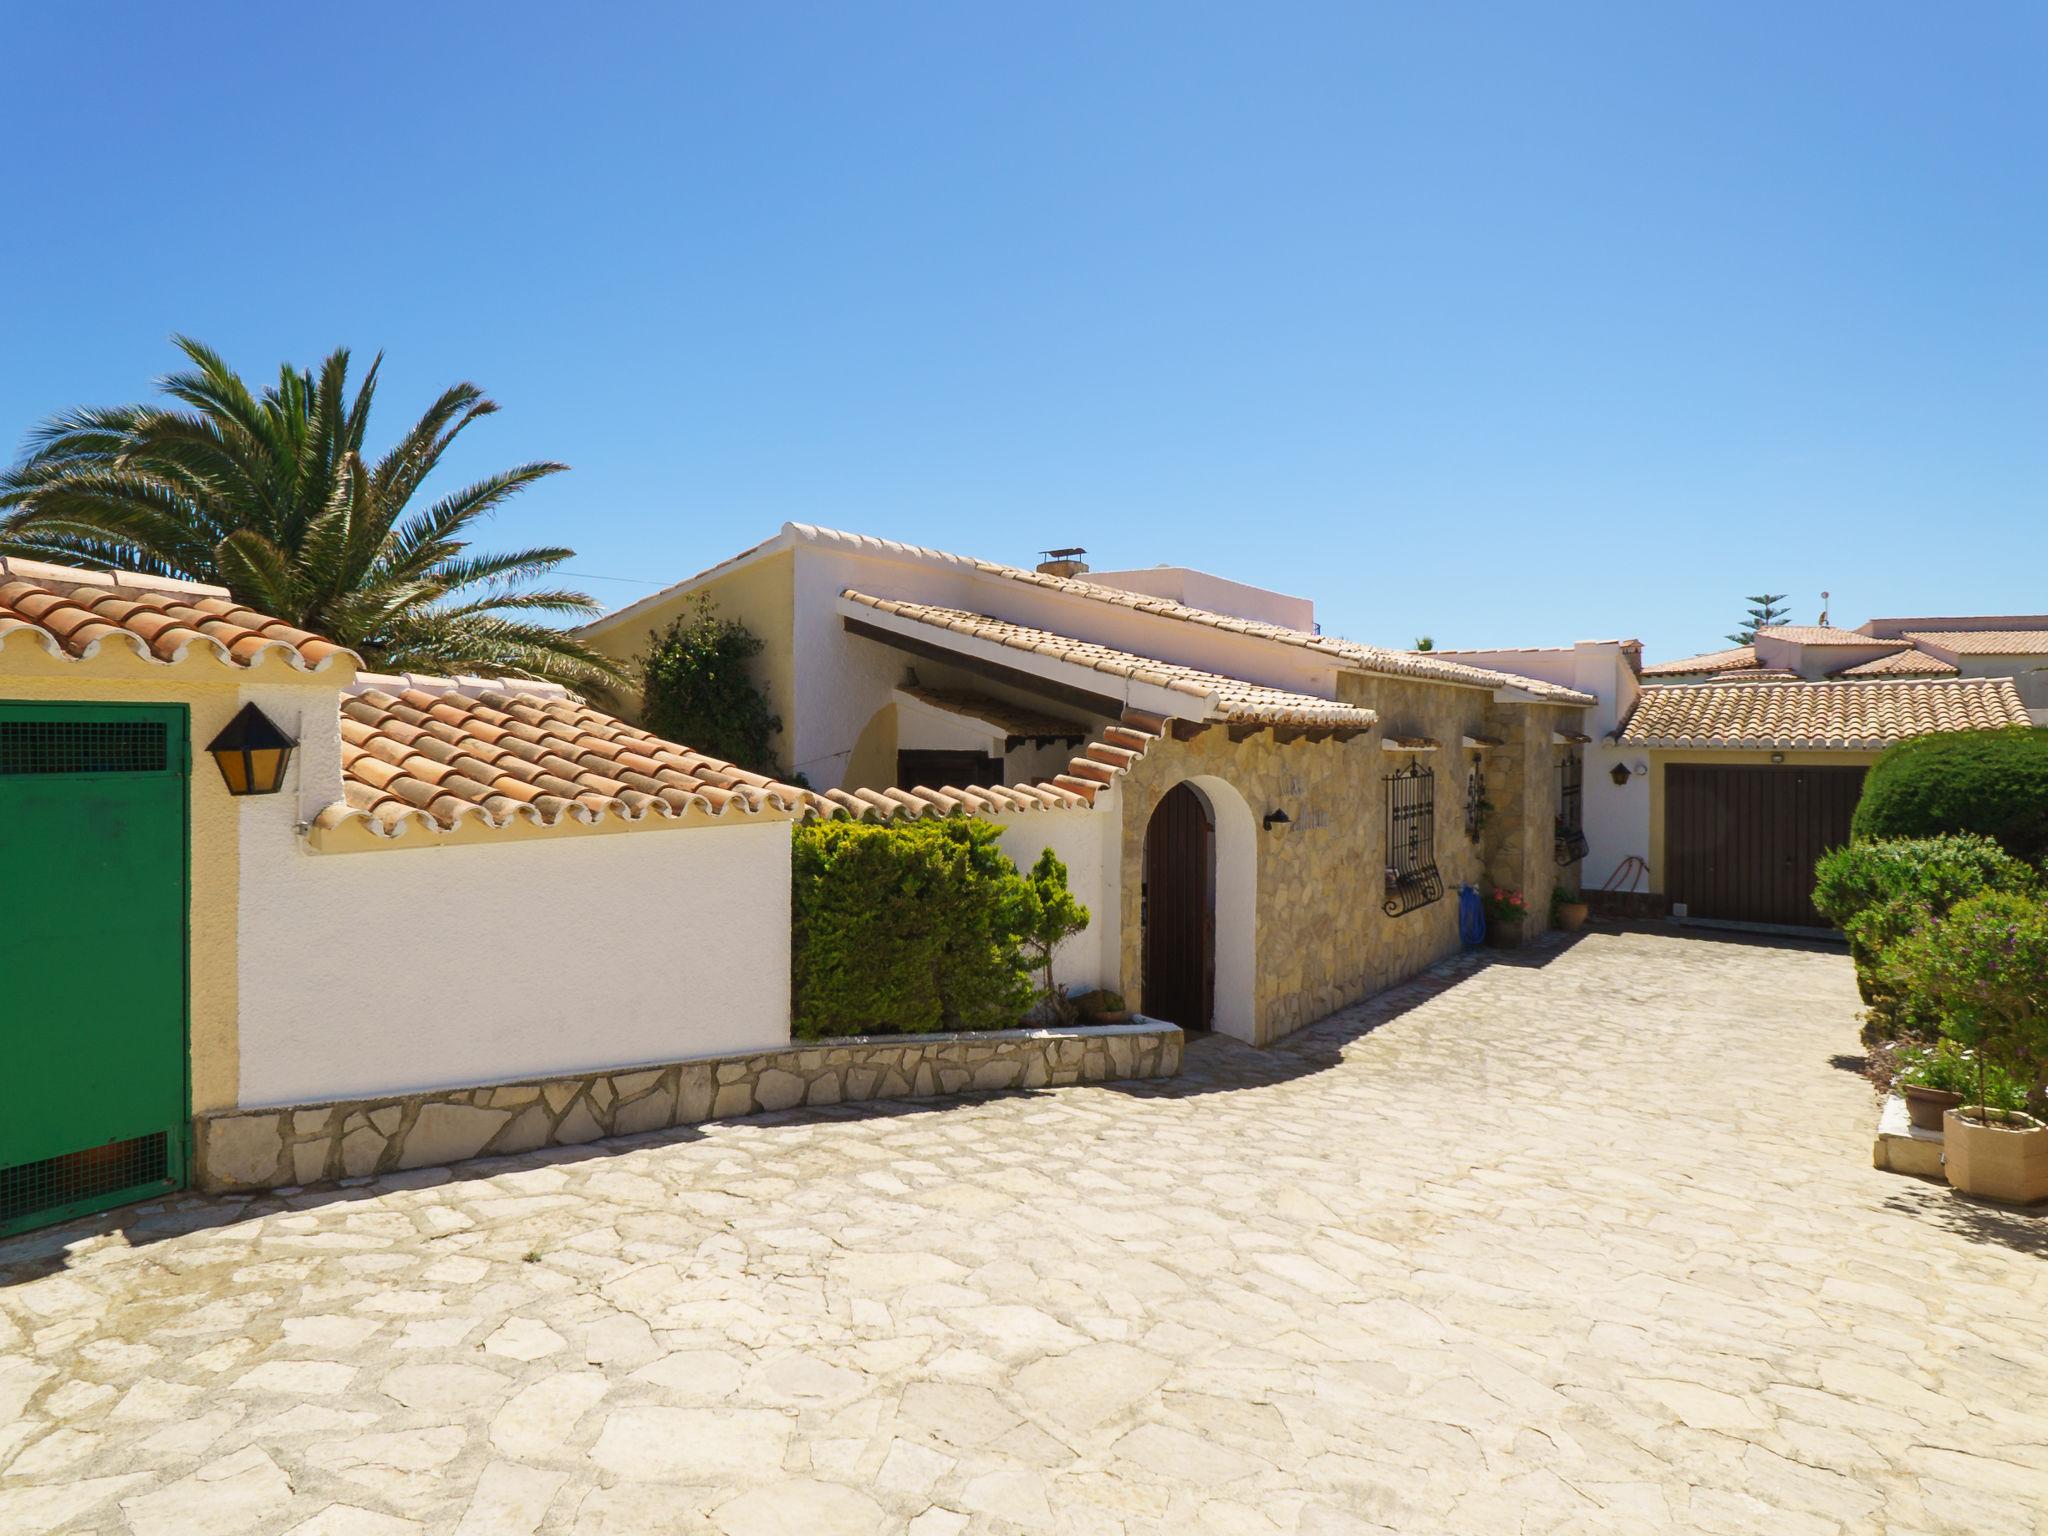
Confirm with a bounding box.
[1483,888,1530,948]
[1895,1041,2023,1132]
[1891,891,2048,1203]
[1551,885,1590,933]
[1073,989,1132,1024]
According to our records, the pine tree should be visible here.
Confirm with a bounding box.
[1727,593,1790,646]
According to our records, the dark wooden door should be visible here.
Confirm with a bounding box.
[1665,764,1865,926]
[1142,783,1214,1029]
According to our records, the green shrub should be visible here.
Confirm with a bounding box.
[1897,1041,2028,1113]
[1886,890,2048,1107]
[791,817,1036,1039]
[1812,834,2039,1026]
[1852,727,2048,868]
[1018,848,1091,1024]
[639,597,783,774]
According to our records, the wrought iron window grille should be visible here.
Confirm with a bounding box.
[1555,751,1589,865]
[1384,762,1444,916]
[1465,757,1489,842]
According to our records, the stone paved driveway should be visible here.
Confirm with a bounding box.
[5,929,2047,1536]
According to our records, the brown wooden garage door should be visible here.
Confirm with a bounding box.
[1665,764,1865,927]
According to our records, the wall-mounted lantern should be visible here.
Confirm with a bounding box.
[207,703,296,796]
[1609,762,1632,787]
[1262,808,1292,832]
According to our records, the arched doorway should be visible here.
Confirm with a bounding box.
[1142,782,1215,1031]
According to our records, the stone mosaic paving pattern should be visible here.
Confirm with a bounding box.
[5,929,2048,1534]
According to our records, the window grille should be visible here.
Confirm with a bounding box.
[0,719,167,776]
[1384,763,1444,916]
[1465,757,1488,842]
[1555,751,1589,865]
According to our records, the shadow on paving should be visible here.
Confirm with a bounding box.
[1881,1182,2048,1258]
[0,920,1852,1285]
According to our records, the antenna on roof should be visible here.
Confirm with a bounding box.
[1818,591,1831,627]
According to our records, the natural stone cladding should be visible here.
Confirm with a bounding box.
[1117,676,1587,1046]
[194,1021,1182,1192]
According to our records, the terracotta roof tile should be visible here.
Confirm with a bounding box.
[1834,648,1959,677]
[1617,678,2029,750]
[1753,626,1907,648]
[0,557,357,673]
[1902,629,2048,656]
[1640,645,1760,678]
[318,679,810,838]
[844,590,1381,728]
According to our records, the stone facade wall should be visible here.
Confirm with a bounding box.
[1479,700,1585,926]
[1116,680,1588,1046]
[195,1021,1182,1192]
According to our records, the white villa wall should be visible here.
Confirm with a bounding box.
[235,813,794,1107]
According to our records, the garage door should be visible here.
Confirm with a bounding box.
[1664,764,1865,927]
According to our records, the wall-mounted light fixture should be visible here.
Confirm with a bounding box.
[1770,752,1786,765]
[1262,808,1292,832]
[1609,763,1632,786]
[207,703,297,796]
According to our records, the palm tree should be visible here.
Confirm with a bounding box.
[0,337,621,687]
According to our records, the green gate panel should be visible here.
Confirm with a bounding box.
[1,701,190,1236]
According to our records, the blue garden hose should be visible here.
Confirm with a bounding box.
[1458,883,1487,947]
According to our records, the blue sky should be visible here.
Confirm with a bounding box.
[3,4,2041,660]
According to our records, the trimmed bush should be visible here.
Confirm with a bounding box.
[1851,727,2048,868]
[791,817,1037,1039]
[1812,834,2039,1032]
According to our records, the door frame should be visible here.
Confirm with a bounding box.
[0,698,192,1234]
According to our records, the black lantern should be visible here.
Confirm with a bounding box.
[207,703,296,795]
[1262,808,1292,832]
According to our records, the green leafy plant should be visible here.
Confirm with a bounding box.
[1897,1042,2027,1113]
[1887,891,2048,1117]
[791,817,1035,1039]
[1851,727,2048,868]
[1726,592,1790,646]
[0,336,619,687]
[1017,848,1091,1025]
[1483,887,1528,923]
[1072,988,1128,1021]
[639,597,783,773]
[1549,886,1581,923]
[1813,834,2040,1032]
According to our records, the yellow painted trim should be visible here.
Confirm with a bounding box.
[1645,747,1881,881]
[306,801,800,854]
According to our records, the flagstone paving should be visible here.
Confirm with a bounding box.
[5,927,2048,1535]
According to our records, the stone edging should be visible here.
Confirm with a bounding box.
[195,1020,1183,1192]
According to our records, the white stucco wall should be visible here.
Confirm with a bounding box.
[235,815,794,1106]
[1084,567,1316,633]
[986,804,1123,997]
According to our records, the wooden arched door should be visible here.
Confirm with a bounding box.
[1142,782,1215,1030]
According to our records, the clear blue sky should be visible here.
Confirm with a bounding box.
[3,4,2041,661]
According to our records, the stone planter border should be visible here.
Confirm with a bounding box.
[195,1020,1182,1192]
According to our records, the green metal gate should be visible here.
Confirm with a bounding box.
[1,701,190,1236]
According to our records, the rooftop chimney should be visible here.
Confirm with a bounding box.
[1036,546,1089,579]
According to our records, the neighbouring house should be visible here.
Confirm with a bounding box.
[1644,615,2048,722]
[1605,619,2037,926]
[579,524,1601,1046]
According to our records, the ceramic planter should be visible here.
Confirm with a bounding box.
[1944,1107,2048,1204]
[1902,1084,1963,1133]
[1486,916,1527,949]
[1557,901,1589,933]
[1085,1010,1133,1025]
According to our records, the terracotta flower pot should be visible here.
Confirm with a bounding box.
[1902,1084,1963,1133]
[1486,916,1527,949]
[1086,1010,1133,1025]
[1944,1107,2048,1204]
[1557,901,1590,933]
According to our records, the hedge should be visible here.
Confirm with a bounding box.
[791,817,1038,1040]
[1851,726,2048,867]
[1812,834,2039,1028]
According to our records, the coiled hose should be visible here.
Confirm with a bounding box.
[1458,883,1487,947]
